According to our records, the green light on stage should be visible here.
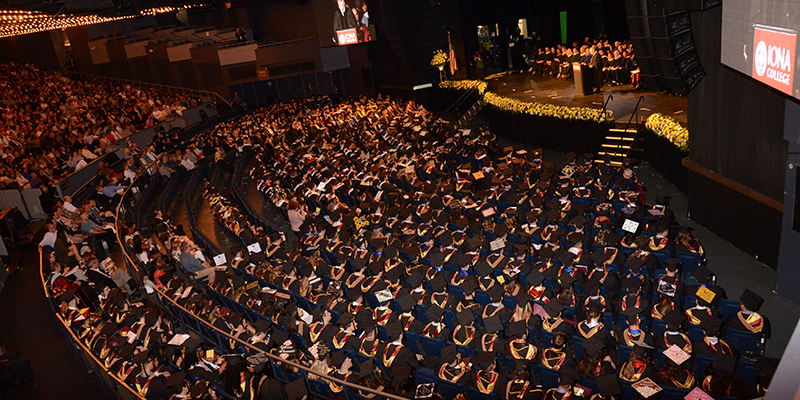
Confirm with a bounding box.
[560,11,567,44]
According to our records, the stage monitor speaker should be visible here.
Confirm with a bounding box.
[642,74,668,91]
[649,16,667,38]
[627,16,647,38]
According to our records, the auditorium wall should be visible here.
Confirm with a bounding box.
[687,6,787,268]
[0,30,68,69]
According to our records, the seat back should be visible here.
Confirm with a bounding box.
[437,379,467,400]
[536,364,561,390]
[719,299,741,320]
[725,328,761,358]
[420,336,445,358]
[468,386,500,400]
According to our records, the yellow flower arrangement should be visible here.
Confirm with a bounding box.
[439,80,614,123]
[431,50,449,67]
[645,113,688,151]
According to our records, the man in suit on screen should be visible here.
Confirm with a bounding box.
[333,0,358,44]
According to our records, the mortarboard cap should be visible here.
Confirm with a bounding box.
[253,319,272,333]
[473,259,493,277]
[507,321,527,338]
[538,247,555,259]
[441,345,459,364]
[483,314,504,333]
[118,344,135,359]
[582,279,601,296]
[713,352,737,374]
[570,215,589,227]
[429,273,447,292]
[558,272,577,287]
[622,277,645,291]
[663,258,682,271]
[456,308,475,326]
[395,291,416,313]
[131,350,150,364]
[580,337,606,356]
[699,316,723,337]
[183,336,203,350]
[663,310,686,331]
[526,271,546,287]
[385,321,403,341]
[559,368,580,386]
[165,372,187,388]
[58,289,77,303]
[231,275,245,289]
[597,373,622,397]
[406,270,425,288]
[514,290,531,306]
[392,366,413,381]
[271,329,290,346]
[626,256,646,271]
[605,231,621,247]
[425,305,445,322]
[286,378,309,400]
[191,381,208,398]
[459,276,478,295]
[691,265,713,283]
[487,284,504,303]
[359,359,374,379]
[557,251,575,266]
[543,300,565,318]
[740,289,764,311]
[473,351,496,369]
[100,322,118,337]
[754,357,780,378]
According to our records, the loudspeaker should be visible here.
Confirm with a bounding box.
[630,37,650,55]
[664,76,687,94]
[379,0,407,55]
[647,0,665,16]
[625,0,643,16]
[642,74,668,91]
[637,56,659,76]
[652,38,672,58]
[649,16,667,38]
[657,57,679,78]
[627,16,647,38]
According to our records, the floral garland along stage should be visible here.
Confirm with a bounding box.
[439,80,614,123]
[644,113,689,151]
[430,50,449,67]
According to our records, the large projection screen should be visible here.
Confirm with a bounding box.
[313,0,377,48]
[721,0,800,98]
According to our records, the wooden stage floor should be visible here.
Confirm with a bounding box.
[485,71,688,126]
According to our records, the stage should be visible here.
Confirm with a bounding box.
[484,71,688,126]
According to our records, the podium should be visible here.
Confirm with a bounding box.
[572,63,594,95]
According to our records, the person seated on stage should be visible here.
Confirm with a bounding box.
[726,289,771,339]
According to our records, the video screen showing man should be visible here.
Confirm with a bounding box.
[314,0,376,47]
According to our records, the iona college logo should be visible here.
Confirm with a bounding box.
[755,40,768,76]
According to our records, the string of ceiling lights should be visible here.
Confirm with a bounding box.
[0,5,206,38]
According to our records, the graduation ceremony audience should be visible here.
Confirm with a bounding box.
[0,61,199,195]
[41,93,778,400]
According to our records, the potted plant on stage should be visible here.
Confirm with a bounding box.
[431,49,449,71]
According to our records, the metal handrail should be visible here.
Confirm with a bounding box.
[600,94,613,123]
[66,71,231,108]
